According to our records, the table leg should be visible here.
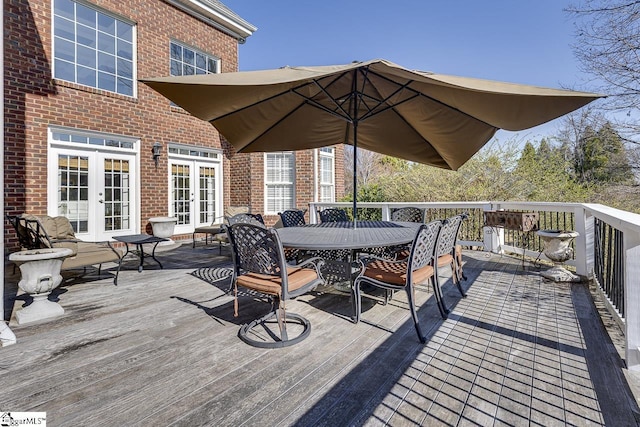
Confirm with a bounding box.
[150,241,163,269]
[136,243,144,272]
[135,242,164,272]
[114,243,132,285]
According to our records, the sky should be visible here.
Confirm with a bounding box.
[222,0,596,144]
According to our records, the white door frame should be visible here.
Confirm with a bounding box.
[47,127,139,241]
[168,145,223,235]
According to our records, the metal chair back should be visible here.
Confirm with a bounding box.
[436,214,466,258]
[319,208,348,223]
[391,207,425,223]
[227,213,265,227]
[278,209,306,227]
[436,213,469,298]
[407,220,442,279]
[6,214,51,249]
[227,222,285,278]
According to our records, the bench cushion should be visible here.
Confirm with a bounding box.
[60,242,122,270]
[39,215,76,240]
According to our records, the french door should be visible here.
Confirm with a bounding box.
[48,147,137,241]
[169,157,222,235]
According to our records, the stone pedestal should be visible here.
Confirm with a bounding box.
[0,322,17,346]
[536,230,580,282]
[9,248,72,324]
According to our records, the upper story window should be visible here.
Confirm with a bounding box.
[319,147,335,202]
[170,41,220,76]
[265,152,295,214]
[53,0,135,96]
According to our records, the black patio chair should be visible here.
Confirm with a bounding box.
[277,209,308,263]
[386,207,426,257]
[436,213,469,307]
[227,213,265,227]
[353,220,445,343]
[278,209,306,227]
[226,222,324,348]
[391,207,425,223]
[193,205,249,252]
[319,208,348,223]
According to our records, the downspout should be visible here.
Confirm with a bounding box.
[1,3,17,346]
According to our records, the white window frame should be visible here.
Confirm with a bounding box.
[52,0,137,97]
[318,147,335,202]
[264,152,295,215]
[169,40,221,76]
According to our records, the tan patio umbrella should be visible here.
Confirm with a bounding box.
[141,59,603,221]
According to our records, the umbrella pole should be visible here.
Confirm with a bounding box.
[352,121,358,228]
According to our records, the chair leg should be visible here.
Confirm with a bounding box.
[384,289,394,305]
[406,285,426,343]
[456,245,467,281]
[431,274,449,319]
[451,260,466,297]
[276,299,288,342]
[352,279,362,324]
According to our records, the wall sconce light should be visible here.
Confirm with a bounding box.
[152,142,162,168]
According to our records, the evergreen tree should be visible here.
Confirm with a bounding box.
[575,122,632,184]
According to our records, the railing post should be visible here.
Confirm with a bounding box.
[381,205,391,221]
[482,204,502,253]
[625,233,640,370]
[484,227,503,253]
[308,203,318,224]
[574,206,594,279]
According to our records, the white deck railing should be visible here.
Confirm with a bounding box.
[309,201,640,370]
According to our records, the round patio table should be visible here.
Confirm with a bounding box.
[277,220,421,250]
[277,220,422,293]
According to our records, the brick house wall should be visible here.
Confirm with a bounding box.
[230,146,345,227]
[5,0,239,251]
[4,0,344,251]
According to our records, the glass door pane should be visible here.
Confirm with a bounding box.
[171,163,192,226]
[57,155,89,233]
[103,158,130,232]
[197,165,216,225]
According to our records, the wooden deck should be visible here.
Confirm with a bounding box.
[2,243,639,426]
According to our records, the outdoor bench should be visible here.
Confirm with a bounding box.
[7,214,123,282]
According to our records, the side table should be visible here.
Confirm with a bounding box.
[113,234,168,283]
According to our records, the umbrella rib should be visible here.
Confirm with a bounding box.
[292,87,353,123]
[308,71,355,120]
[358,80,419,122]
[211,77,346,122]
[361,68,497,128]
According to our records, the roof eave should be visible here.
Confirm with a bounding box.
[163,0,257,43]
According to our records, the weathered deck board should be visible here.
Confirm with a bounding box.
[2,244,639,426]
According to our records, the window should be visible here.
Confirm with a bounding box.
[319,147,335,202]
[170,41,220,76]
[53,0,135,96]
[52,130,134,149]
[265,152,295,214]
